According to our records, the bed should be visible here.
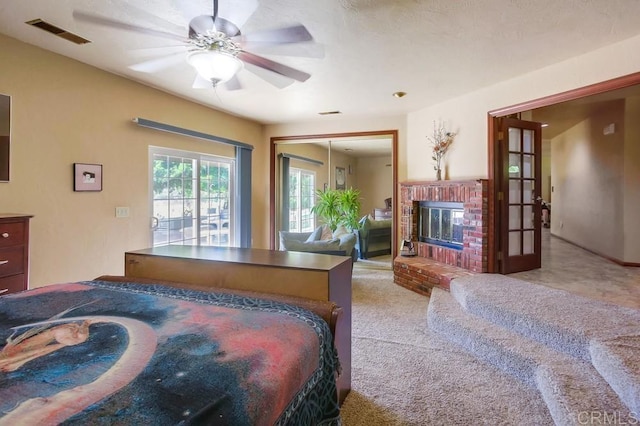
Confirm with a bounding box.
[357,216,392,259]
[0,276,342,425]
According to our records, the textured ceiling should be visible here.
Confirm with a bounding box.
[1,0,640,126]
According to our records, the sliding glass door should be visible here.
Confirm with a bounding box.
[150,147,234,247]
[288,167,315,233]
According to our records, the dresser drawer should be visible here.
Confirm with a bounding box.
[0,274,27,295]
[0,246,25,277]
[0,221,26,248]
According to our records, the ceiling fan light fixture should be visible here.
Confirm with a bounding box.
[187,50,243,85]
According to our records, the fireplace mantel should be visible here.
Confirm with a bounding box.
[394,179,488,295]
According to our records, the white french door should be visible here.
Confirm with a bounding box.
[150,147,235,247]
[497,117,542,273]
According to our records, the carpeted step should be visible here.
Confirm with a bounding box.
[590,335,640,414]
[427,288,631,425]
[449,274,640,361]
[536,362,630,426]
[448,274,640,413]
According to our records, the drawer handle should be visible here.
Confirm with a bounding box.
[0,260,8,266]
[1,233,8,238]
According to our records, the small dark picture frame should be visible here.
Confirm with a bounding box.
[74,163,103,192]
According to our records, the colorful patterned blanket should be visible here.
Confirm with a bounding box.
[0,280,341,425]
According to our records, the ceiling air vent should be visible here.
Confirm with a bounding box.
[26,19,91,45]
[318,111,342,116]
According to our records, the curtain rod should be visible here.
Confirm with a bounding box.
[133,117,254,150]
[278,153,324,166]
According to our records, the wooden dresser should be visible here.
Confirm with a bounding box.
[0,214,33,295]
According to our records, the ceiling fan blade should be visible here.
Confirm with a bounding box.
[243,41,325,59]
[129,44,190,58]
[188,15,215,37]
[234,25,313,46]
[224,75,243,91]
[129,52,186,73]
[243,62,294,89]
[238,51,310,82]
[217,0,258,30]
[188,16,240,38]
[73,11,185,42]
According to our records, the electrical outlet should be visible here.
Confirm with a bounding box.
[115,206,130,218]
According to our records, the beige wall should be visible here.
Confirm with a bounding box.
[406,33,640,181]
[550,101,625,261]
[624,96,640,263]
[357,155,393,216]
[0,34,266,288]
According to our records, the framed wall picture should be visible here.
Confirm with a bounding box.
[335,166,346,190]
[74,163,103,192]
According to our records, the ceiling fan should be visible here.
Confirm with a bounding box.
[73,0,321,90]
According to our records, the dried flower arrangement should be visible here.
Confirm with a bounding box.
[427,120,456,180]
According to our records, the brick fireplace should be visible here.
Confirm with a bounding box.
[394,179,489,296]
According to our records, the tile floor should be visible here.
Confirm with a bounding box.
[511,228,640,309]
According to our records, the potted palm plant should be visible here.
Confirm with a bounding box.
[311,187,362,232]
[337,187,362,231]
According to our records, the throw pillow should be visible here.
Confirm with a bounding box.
[333,224,350,239]
[305,226,323,242]
[320,225,333,241]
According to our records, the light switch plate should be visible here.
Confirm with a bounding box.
[115,206,130,218]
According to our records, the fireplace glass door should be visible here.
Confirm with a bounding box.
[420,202,464,249]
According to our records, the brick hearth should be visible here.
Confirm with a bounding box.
[394,179,489,295]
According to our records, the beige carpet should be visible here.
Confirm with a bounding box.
[354,255,393,270]
[339,267,553,425]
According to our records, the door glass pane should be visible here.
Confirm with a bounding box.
[523,154,534,178]
[509,179,521,203]
[509,206,521,230]
[509,231,521,256]
[509,154,521,177]
[523,205,533,228]
[508,127,521,151]
[523,230,534,254]
[523,129,534,153]
[523,180,534,204]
